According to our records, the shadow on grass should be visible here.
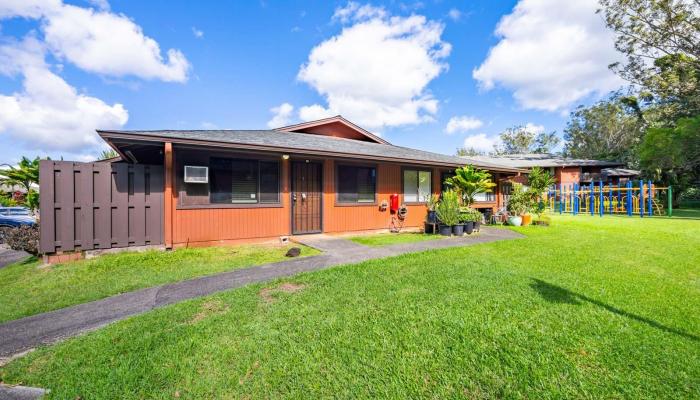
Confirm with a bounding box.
[530,279,699,342]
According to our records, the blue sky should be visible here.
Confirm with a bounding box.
[0,0,623,164]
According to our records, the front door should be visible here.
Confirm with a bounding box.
[291,161,322,234]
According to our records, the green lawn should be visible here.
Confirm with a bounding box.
[348,231,445,246]
[0,244,318,323]
[2,215,699,398]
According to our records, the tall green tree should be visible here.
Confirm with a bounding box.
[493,125,560,155]
[563,93,645,165]
[455,147,484,157]
[598,0,700,119]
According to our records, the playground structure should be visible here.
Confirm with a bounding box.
[546,180,673,217]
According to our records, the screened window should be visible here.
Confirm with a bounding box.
[209,158,280,204]
[337,165,376,203]
[473,192,496,202]
[404,169,431,203]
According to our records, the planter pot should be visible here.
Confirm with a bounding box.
[521,214,532,226]
[465,221,474,235]
[426,210,438,224]
[452,224,464,236]
[438,224,452,236]
[507,216,522,226]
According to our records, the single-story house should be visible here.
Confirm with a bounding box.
[38,116,524,259]
[467,153,639,185]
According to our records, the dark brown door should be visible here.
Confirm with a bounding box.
[292,161,322,234]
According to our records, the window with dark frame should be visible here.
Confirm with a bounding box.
[337,165,376,204]
[403,169,432,203]
[209,157,280,204]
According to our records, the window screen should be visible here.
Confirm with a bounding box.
[404,169,431,203]
[209,158,280,204]
[337,165,376,203]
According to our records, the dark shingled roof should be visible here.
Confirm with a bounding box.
[466,153,624,168]
[98,129,524,172]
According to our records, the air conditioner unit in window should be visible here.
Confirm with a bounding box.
[184,166,208,183]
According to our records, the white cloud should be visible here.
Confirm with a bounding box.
[332,2,386,23]
[87,0,110,11]
[463,133,500,153]
[296,3,450,130]
[192,27,204,38]
[267,102,296,128]
[473,0,623,112]
[0,37,128,153]
[448,8,461,21]
[445,115,483,134]
[0,1,190,82]
[524,122,544,134]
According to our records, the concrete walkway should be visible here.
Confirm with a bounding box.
[0,228,522,360]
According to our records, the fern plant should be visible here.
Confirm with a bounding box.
[445,165,496,206]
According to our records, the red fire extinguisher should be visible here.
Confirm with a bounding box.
[389,194,399,213]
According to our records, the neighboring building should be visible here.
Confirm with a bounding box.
[467,153,640,186]
[39,116,524,256]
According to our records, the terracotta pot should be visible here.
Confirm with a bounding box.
[521,214,532,226]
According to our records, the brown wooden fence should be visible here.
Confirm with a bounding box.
[39,161,164,254]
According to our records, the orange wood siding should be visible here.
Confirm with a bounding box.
[164,142,174,248]
[171,158,291,245]
[168,152,507,243]
[322,160,440,233]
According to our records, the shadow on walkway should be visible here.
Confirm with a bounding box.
[530,278,698,342]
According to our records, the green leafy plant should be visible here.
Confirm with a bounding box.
[459,208,482,223]
[527,167,556,216]
[436,190,460,226]
[0,156,40,193]
[507,183,531,215]
[426,194,440,211]
[445,165,496,206]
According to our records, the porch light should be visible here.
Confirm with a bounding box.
[282,154,290,160]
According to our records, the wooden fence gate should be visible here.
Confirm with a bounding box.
[39,161,164,254]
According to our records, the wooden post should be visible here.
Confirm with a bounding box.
[164,142,174,248]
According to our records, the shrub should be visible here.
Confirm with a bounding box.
[5,225,40,255]
[436,190,460,226]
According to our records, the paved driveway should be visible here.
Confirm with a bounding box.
[0,246,29,269]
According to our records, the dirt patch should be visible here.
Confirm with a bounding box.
[188,299,230,324]
[258,282,306,304]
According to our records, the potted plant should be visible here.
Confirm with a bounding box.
[436,190,460,236]
[473,210,483,232]
[506,182,529,226]
[425,194,440,224]
[526,166,556,225]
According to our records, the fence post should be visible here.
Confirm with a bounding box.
[639,180,644,217]
[573,183,578,215]
[667,186,673,217]
[609,184,613,214]
[599,180,604,217]
[647,180,653,216]
[626,181,632,216]
[559,184,563,214]
[590,182,594,216]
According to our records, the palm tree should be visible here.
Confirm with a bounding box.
[444,165,497,206]
[0,156,40,193]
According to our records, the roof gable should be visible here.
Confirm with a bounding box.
[274,116,389,144]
